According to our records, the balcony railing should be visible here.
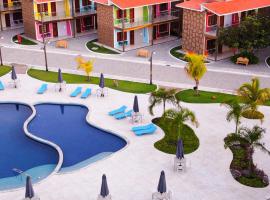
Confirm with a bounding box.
[205,25,217,37]
[114,10,179,29]
[35,11,73,22]
[0,1,21,11]
[74,5,96,17]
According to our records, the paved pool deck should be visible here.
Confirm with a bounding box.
[0,72,269,200]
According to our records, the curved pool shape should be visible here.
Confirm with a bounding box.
[0,103,58,190]
[28,104,127,172]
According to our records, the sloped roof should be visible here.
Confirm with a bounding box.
[34,0,63,3]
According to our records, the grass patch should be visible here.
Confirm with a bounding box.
[0,66,11,77]
[12,34,37,45]
[153,117,199,154]
[28,69,156,94]
[176,89,236,103]
[86,39,120,54]
[170,46,209,63]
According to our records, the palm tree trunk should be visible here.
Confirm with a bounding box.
[235,118,239,134]
[163,100,166,114]
[195,79,199,96]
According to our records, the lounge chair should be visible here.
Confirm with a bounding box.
[134,125,157,136]
[131,123,155,132]
[114,110,133,120]
[70,87,82,97]
[37,83,48,94]
[108,105,127,116]
[0,81,4,90]
[81,88,91,99]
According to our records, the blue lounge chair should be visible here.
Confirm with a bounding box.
[81,88,92,99]
[70,87,82,97]
[134,125,157,136]
[131,123,156,132]
[108,105,127,116]
[114,110,133,120]
[37,83,48,94]
[0,81,4,90]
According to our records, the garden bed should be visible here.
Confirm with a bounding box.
[153,117,199,154]
[170,46,209,63]
[27,69,156,94]
[86,39,120,54]
[12,34,37,45]
[225,136,269,188]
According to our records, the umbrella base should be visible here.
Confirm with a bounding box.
[174,157,186,172]
[97,194,112,200]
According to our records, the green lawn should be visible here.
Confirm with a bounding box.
[153,117,199,154]
[0,66,11,77]
[28,69,156,94]
[170,46,186,61]
[176,89,270,106]
[12,34,37,45]
[86,39,120,54]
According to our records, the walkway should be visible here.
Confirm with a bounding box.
[0,73,269,200]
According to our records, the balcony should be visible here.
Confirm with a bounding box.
[35,11,73,22]
[0,1,21,11]
[114,10,179,30]
[205,25,217,37]
[153,10,179,24]
[74,5,96,17]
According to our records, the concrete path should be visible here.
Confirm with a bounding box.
[0,73,269,200]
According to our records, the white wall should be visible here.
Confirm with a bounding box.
[134,7,143,22]
[224,14,232,27]
[56,1,65,17]
[58,21,67,36]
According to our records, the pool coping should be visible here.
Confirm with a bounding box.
[0,101,129,193]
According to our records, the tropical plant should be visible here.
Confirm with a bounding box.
[76,56,94,81]
[237,78,270,119]
[162,107,199,139]
[221,99,247,134]
[225,126,270,175]
[184,52,207,95]
[148,88,178,116]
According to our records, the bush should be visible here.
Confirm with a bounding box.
[231,51,259,64]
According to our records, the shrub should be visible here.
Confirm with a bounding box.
[242,110,264,120]
[231,51,259,64]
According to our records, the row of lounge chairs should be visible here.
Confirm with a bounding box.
[108,106,157,136]
[37,84,92,99]
[0,81,4,90]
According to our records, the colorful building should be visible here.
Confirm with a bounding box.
[0,0,23,30]
[22,0,97,41]
[176,0,270,60]
[95,0,181,51]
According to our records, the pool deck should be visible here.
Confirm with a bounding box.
[0,73,270,200]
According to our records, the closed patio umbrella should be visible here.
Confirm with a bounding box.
[99,73,105,89]
[157,171,167,194]
[176,139,184,159]
[100,174,109,197]
[11,66,17,81]
[25,176,35,199]
[58,69,63,92]
[133,95,139,113]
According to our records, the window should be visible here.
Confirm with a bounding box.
[232,13,239,24]
[37,3,48,14]
[159,24,168,33]
[208,15,217,26]
[117,32,127,41]
[82,0,91,6]
[13,12,22,21]
[159,3,168,12]
[116,9,127,19]
[38,23,50,35]
[206,39,216,53]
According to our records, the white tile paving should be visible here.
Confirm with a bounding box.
[0,73,269,200]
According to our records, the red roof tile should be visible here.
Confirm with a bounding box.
[202,0,270,15]
[34,0,63,3]
[176,0,206,11]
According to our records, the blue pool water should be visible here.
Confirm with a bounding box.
[0,103,58,190]
[28,104,127,171]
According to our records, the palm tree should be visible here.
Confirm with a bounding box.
[184,53,207,95]
[148,88,178,116]
[238,78,270,118]
[225,126,270,174]
[163,107,199,139]
[221,99,247,134]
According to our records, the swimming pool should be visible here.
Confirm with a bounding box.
[28,103,127,172]
[0,103,58,190]
[0,103,127,190]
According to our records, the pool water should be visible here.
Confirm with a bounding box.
[0,103,58,190]
[28,104,127,171]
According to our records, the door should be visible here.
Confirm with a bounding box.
[130,8,134,23]
[53,22,58,37]
[5,14,10,27]
[130,30,134,45]
[76,19,81,33]
[219,16,224,27]
[51,2,56,16]
[153,26,157,40]
[3,0,8,8]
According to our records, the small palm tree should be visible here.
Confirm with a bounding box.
[221,99,247,134]
[184,53,207,95]
[238,78,270,118]
[163,107,199,139]
[76,56,94,81]
[148,88,178,116]
[225,126,270,174]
